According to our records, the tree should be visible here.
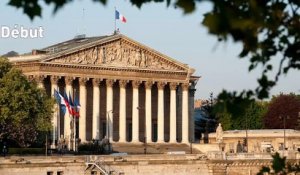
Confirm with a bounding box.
[215,100,267,130]
[263,93,300,129]
[257,152,300,175]
[194,93,217,142]
[0,57,54,147]
[5,0,300,118]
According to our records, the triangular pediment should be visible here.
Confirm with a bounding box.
[41,34,189,72]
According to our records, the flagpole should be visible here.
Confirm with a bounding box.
[114,6,116,34]
[73,89,76,152]
[57,88,60,147]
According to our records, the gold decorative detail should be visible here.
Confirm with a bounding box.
[79,77,89,86]
[144,81,153,89]
[65,77,74,85]
[34,75,45,83]
[157,82,166,89]
[131,80,141,89]
[181,83,189,91]
[50,76,60,84]
[106,79,114,87]
[92,79,101,86]
[119,80,127,88]
[169,82,178,90]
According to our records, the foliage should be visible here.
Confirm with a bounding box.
[78,142,104,155]
[263,93,300,129]
[0,57,54,147]
[215,96,267,130]
[257,152,300,175]
[194,93,217,141]
[8,148,45,155]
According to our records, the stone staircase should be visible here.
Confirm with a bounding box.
[111,142,202,154]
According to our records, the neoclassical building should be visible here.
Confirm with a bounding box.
[9,34,199,149]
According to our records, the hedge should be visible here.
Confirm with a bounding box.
[8,148,45,155]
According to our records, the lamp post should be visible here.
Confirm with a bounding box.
[137,107,147,154]
[245,111,248,153]
[279,115,290,156]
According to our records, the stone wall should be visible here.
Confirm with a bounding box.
[0,155,275,175]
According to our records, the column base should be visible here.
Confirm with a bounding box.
[169,140,177,143]
[131,140,142,144]
[156,140,165,143]
[181,140,189,144]
[50,144,56,149]
[118,139,127,143]
[146,140,152,144]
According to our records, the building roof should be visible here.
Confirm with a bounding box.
[41,35,109,55]
[209,129,300,138]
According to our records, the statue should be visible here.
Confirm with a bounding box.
[216,123,223,143]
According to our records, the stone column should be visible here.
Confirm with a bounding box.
[145,81,153,143]
[79,77,88,142]
[35,75,45,89]
[106,79,114,142]
[92,79,101,140]
[169,82,177,143]
[132,80,140,143]
[50,76,59,149]
[157,82,165,143]
[182,83,189,143]
[119,80,127,143]
[64,77,73,148]
[189,86,196,142]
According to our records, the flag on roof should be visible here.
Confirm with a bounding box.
[115,10,127,23]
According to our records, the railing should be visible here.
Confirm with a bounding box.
[85,156,123,175]
[207,151,300,160]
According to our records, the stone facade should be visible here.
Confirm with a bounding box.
[208,129,300,154]
[0,155,276,175]
[8,34,199,150]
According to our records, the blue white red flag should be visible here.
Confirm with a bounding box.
[54,89,66,115]
[69,91,80,117]
[115,10,127,23]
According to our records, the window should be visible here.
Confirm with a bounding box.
[57,171,64,175]
[47,172,53,175]
[91,171,97,175]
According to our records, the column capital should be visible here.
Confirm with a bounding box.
[50,76,60,84]
[26,75,35,82]
[157,81,166,90]
[92,78,101,86]
[132,80,141,89]
[65,77,74,85]
[119,80,127,88]
[169,82,178,90]
[181,83,189,91]
[144,81,154,89]
[34,75,45,83]
[106,79,114,87]
[79,77,89,86]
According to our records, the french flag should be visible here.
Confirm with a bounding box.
[115,10,127,23]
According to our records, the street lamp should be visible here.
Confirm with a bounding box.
[245,111,248,153]
[279,115,290,155]
[137,106,147,154]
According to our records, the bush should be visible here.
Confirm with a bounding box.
[77,142,104,155]
[8,148,45,155]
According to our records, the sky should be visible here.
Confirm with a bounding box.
[0,0,299,100]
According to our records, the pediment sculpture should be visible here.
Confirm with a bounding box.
[45,41,184,71]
